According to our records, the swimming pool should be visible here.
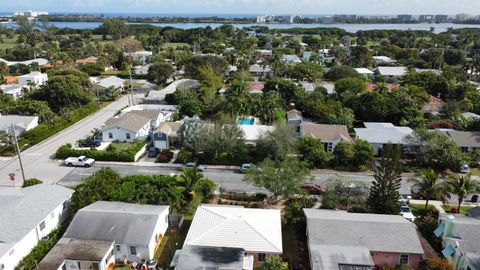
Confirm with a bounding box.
[237,117,255,125]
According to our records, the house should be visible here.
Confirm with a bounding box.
[37,238,115,270]
[373,56,397,65]
[304,209,424,270]
[145,79,199,103]
[374,66,408,79]
[239,125,274,145]
[354,122,414,155]
[153,122,182,149]
[303,51,312,61]
[101,112,152,142]
[120,109,168,129]
[287,109,303,134]
[0,184,73,270]
[436,129,480,152]
[435,212,480,270]
[0,84,24,100]
[173,246,250,270]
[255,49,272,62]
[134,64,150,75]
[173,205,282,269]
[17,71,48,88]
[414,68,442,75]
[0,57,49,67]
[318,82,336,94]
[249,81,265,94]
[96,76,125,90]
[63,201,169,263]
[422,96,445,115]
[3,76,18,84]
[355,68,375,78]
[249,64,273,78]
[225,65,238,77]
[0,114,39,135]
[300,82,315,92]
[127,51,153,64]
[301,123,353,152]
[281,54,301,64]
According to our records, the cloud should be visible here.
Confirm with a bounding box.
[2,0,480,14]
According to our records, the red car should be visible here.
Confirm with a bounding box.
[303,183,327,194]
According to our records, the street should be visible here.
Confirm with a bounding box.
[0,95,131,188]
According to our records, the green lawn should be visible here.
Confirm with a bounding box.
[156,218,192,269]
[162,42,190,49]
[441,205,474,214]
[110,142,139,152]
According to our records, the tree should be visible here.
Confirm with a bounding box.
[444,49,466,65]
[256,124,297,161]
[258,256,288,270]
[178,116,203,156]
[325,65,359,81]
[409,168,444,209]
[148,62,174,85]
[185,55,228,79]
[244,157,310,200]
[177,167,209,200]
[348,46,373,67]
[200,120,247,163]
[98,19,128,40]
[179,99,204,117]
[353,140,375,171]
[445,174,480,211]
[367,144,402,215]
[334,77,367,104]
[333,141,355,169]
[298,137,332,168]
[289,61,323,82]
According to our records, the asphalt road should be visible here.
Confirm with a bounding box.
[58,163,417,195]
[0,95,130,188]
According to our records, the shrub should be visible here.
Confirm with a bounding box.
[426,257,453,270]
[55,141,146,162]
[177,150,192,163]
[350,204,370,213]
[157,149,174,163]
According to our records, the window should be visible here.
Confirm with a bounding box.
[258,253,266,262]
[399,254,409,265]
[78,262,100,270]
[62,201,68,211]
[116,245,121,251]
[126,133,131,140]
[130,246,137,255]
[39,220,46,231]
[109,133,113,139]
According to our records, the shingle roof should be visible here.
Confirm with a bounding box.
[38,238,113,270]
[175,246,245,270]
[287,109,303,121]
[437,129,480,148]
[155,122,182,136]
[64,201,169,246]
[302,123,352,143]
[304,209,424,255]
[184,205,282,253]
[0,184,73,256]
[129,110,162,121]
[103,112,151,132]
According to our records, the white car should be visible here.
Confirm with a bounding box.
[400,202,415,222]
[64,156,95,167]
[460,164,470,174]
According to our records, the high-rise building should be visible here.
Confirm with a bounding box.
[397,14,412,22]
[435,15,449,22]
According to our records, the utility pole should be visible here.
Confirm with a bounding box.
[129,66,135,106]
[11,123,26,186]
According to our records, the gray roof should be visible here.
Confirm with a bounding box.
[302,123,352,143]
[310,244,374,270]
[97,76,125,89]
[374,66,408,77]
[175,246,245,270]
[103,112,151,132]
[129,110,162,121]
[249,64,272,73]
[355,122,413,145]
[437,129,480,148]
[287,109,303,121]
[304,209,424,255]
[443,214,480,269]
[38,238,113,270]
[0,184,73,256]
[466,207,480,218]
[64,201,169,246]
[0,115,38,132]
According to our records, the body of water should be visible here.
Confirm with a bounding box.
[3,21,480,33]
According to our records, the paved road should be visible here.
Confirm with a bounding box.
[58,163,418,195]
[0,95,130,188]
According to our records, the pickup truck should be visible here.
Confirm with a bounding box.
[181,162,207,172]
[64,156,95,167]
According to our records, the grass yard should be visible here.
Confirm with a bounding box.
[156,218,192,269]
[162,42,190,49]
[109,142,136,152]
[410,203,437,213]
[441,204,475,214]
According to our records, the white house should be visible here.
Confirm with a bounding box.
[373,56,397,65]
[0,114,39,136]
[0,58,49,67]
[281,54,301,64]
[0,84,24,100]
[435,210,480,270]
[374,66,408,79]
[355,68,375,78]
[153,122,182,149]
[173,205,282,270]
[354,122,414,155]
[17,71,48,88]
[249,64,273,78]
[38,238,115,270]
[127,51,153,64]
[239,125,274,146]
[101,112,152,142]
[134,65,150,75]
[0,184,73,270]
[96,76,125,90]
[63,201,170,263]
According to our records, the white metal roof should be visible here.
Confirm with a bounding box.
[355,122,413,145]
[184,205,283,254]
[239,125,274,141]
[355,68,374,75]
[375,66,408,77]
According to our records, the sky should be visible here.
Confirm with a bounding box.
[2,0,480,15]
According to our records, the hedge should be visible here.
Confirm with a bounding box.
[56,141,146,162]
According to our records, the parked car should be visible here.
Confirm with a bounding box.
[147,147,160,158]
[400,202,415,222]
[181,162,207,172]
[471,194,479,203]
[303,183,327,194]
[240,163,262,173]
[460,164,470,174]
[64,156,95,167]
[79,139,101,148]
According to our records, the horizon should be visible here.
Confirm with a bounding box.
[1,0,479,15]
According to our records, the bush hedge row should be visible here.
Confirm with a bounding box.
[56,141,146,162]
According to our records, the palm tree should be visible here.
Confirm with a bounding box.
[409,168,444,209]
[177,167,205,200]
[446,174,480,211]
